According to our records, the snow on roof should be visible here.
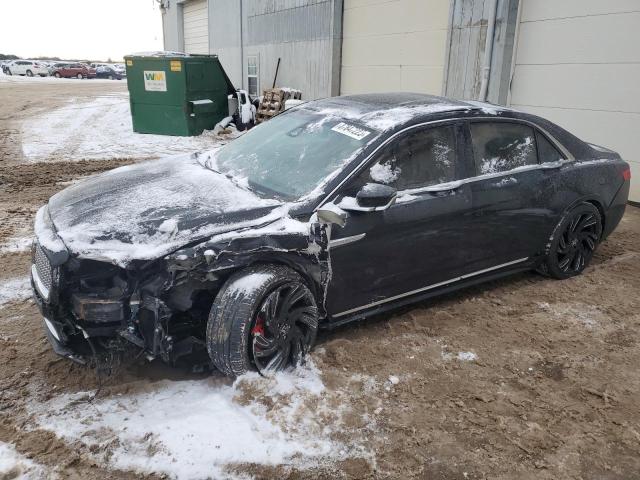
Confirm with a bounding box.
[304,94,472,132]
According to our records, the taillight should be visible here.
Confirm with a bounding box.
[622,168,631,181]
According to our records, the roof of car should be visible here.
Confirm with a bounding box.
[303,93,511,132]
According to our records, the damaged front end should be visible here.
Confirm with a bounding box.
[31,206,332,370]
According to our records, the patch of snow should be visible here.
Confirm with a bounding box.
[312,103,469,132]
[456,351,478,362]
[29,362,342,480]
[388,375,400,385]
[395,193,419,204]
[34,206,66,254]
[441,350,478,362]
[0,74,120,85]
[21,95,240,162]
[369,160,400,184]
[464,100,513,115]
[537,301,604,330]
[227,272,273,296]
[0,277,31,307]
[0,441,50,479]
[0,236,32,254]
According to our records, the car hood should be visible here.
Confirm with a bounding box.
[48,153,283,266]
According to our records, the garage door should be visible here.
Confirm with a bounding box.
[509,0,640,202]
[183,0,209,54]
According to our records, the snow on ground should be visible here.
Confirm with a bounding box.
[0,277,31,307]
[29,362,353,479]
[0,235,32,254]
[0,72,117,85]
[441,350,478,362]
[0,441,50,479]
[21,94,238,162]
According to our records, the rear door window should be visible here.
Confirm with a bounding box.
[470,122,538,175]
[364,125,458,191]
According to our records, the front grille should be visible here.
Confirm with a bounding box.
[33,243,53,293]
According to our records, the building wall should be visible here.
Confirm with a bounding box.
[444,0,519,105]
[183,0,209,54]
[240,0,343,99]
[208,0,243,88]
[340,0,450,95]
[161,0,184,52]
[509,0,640,201]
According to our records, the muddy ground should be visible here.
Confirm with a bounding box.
[1,80,639,479]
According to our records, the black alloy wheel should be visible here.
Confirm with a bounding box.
[544,203,602,279]
[207,265,319,377]
[250,282,317,375]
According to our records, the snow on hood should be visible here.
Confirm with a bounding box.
[46,153,284,266]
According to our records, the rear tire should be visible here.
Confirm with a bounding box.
[5,69,11,76]
[543,203,602,279]
[77,73,83,79]
[54,72,61,78]
[26,70,33,77]
[206,264,318,377]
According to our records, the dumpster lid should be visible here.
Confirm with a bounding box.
[124,51,237,96]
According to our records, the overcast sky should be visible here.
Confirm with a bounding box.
[0,0,164,61]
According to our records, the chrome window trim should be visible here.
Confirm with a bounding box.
[333,257,529,318]
[328,233,367,249]
[315,116,574,210]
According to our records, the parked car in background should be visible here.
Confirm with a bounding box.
[49,63,70,75]
[30,93,630,376]
[4,60,49,77]
[113,63,126,76]
[52,63,96,79]
[94,65,122,80]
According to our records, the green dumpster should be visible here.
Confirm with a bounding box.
[124,53,236,136]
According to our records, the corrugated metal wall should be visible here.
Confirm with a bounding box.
[444,0,518,104]
[206,0,342,99]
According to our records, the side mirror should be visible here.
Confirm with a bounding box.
[339,183,397,212]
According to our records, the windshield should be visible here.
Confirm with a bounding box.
[210,109,378,200]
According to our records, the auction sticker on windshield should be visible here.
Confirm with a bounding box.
[331,122,372,141]
[143,71,167,92]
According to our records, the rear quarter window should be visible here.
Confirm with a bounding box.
[536,130,565,163]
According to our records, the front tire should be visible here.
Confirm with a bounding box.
[543,203,602,279]
[206,265,319,377]
[54,72,61,78]
[77,73,83,79]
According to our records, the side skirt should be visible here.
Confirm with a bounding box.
[322,260,539,329]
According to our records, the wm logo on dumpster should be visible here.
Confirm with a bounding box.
[143,70,167,92]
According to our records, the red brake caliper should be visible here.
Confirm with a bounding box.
[251,316,265,337]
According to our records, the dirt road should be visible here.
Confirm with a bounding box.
[1,79,639,479]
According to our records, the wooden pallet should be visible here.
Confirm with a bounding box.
[256,88,302,123]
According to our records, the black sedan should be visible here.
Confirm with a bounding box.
[94,66,122,80]
[31,93,631,376]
